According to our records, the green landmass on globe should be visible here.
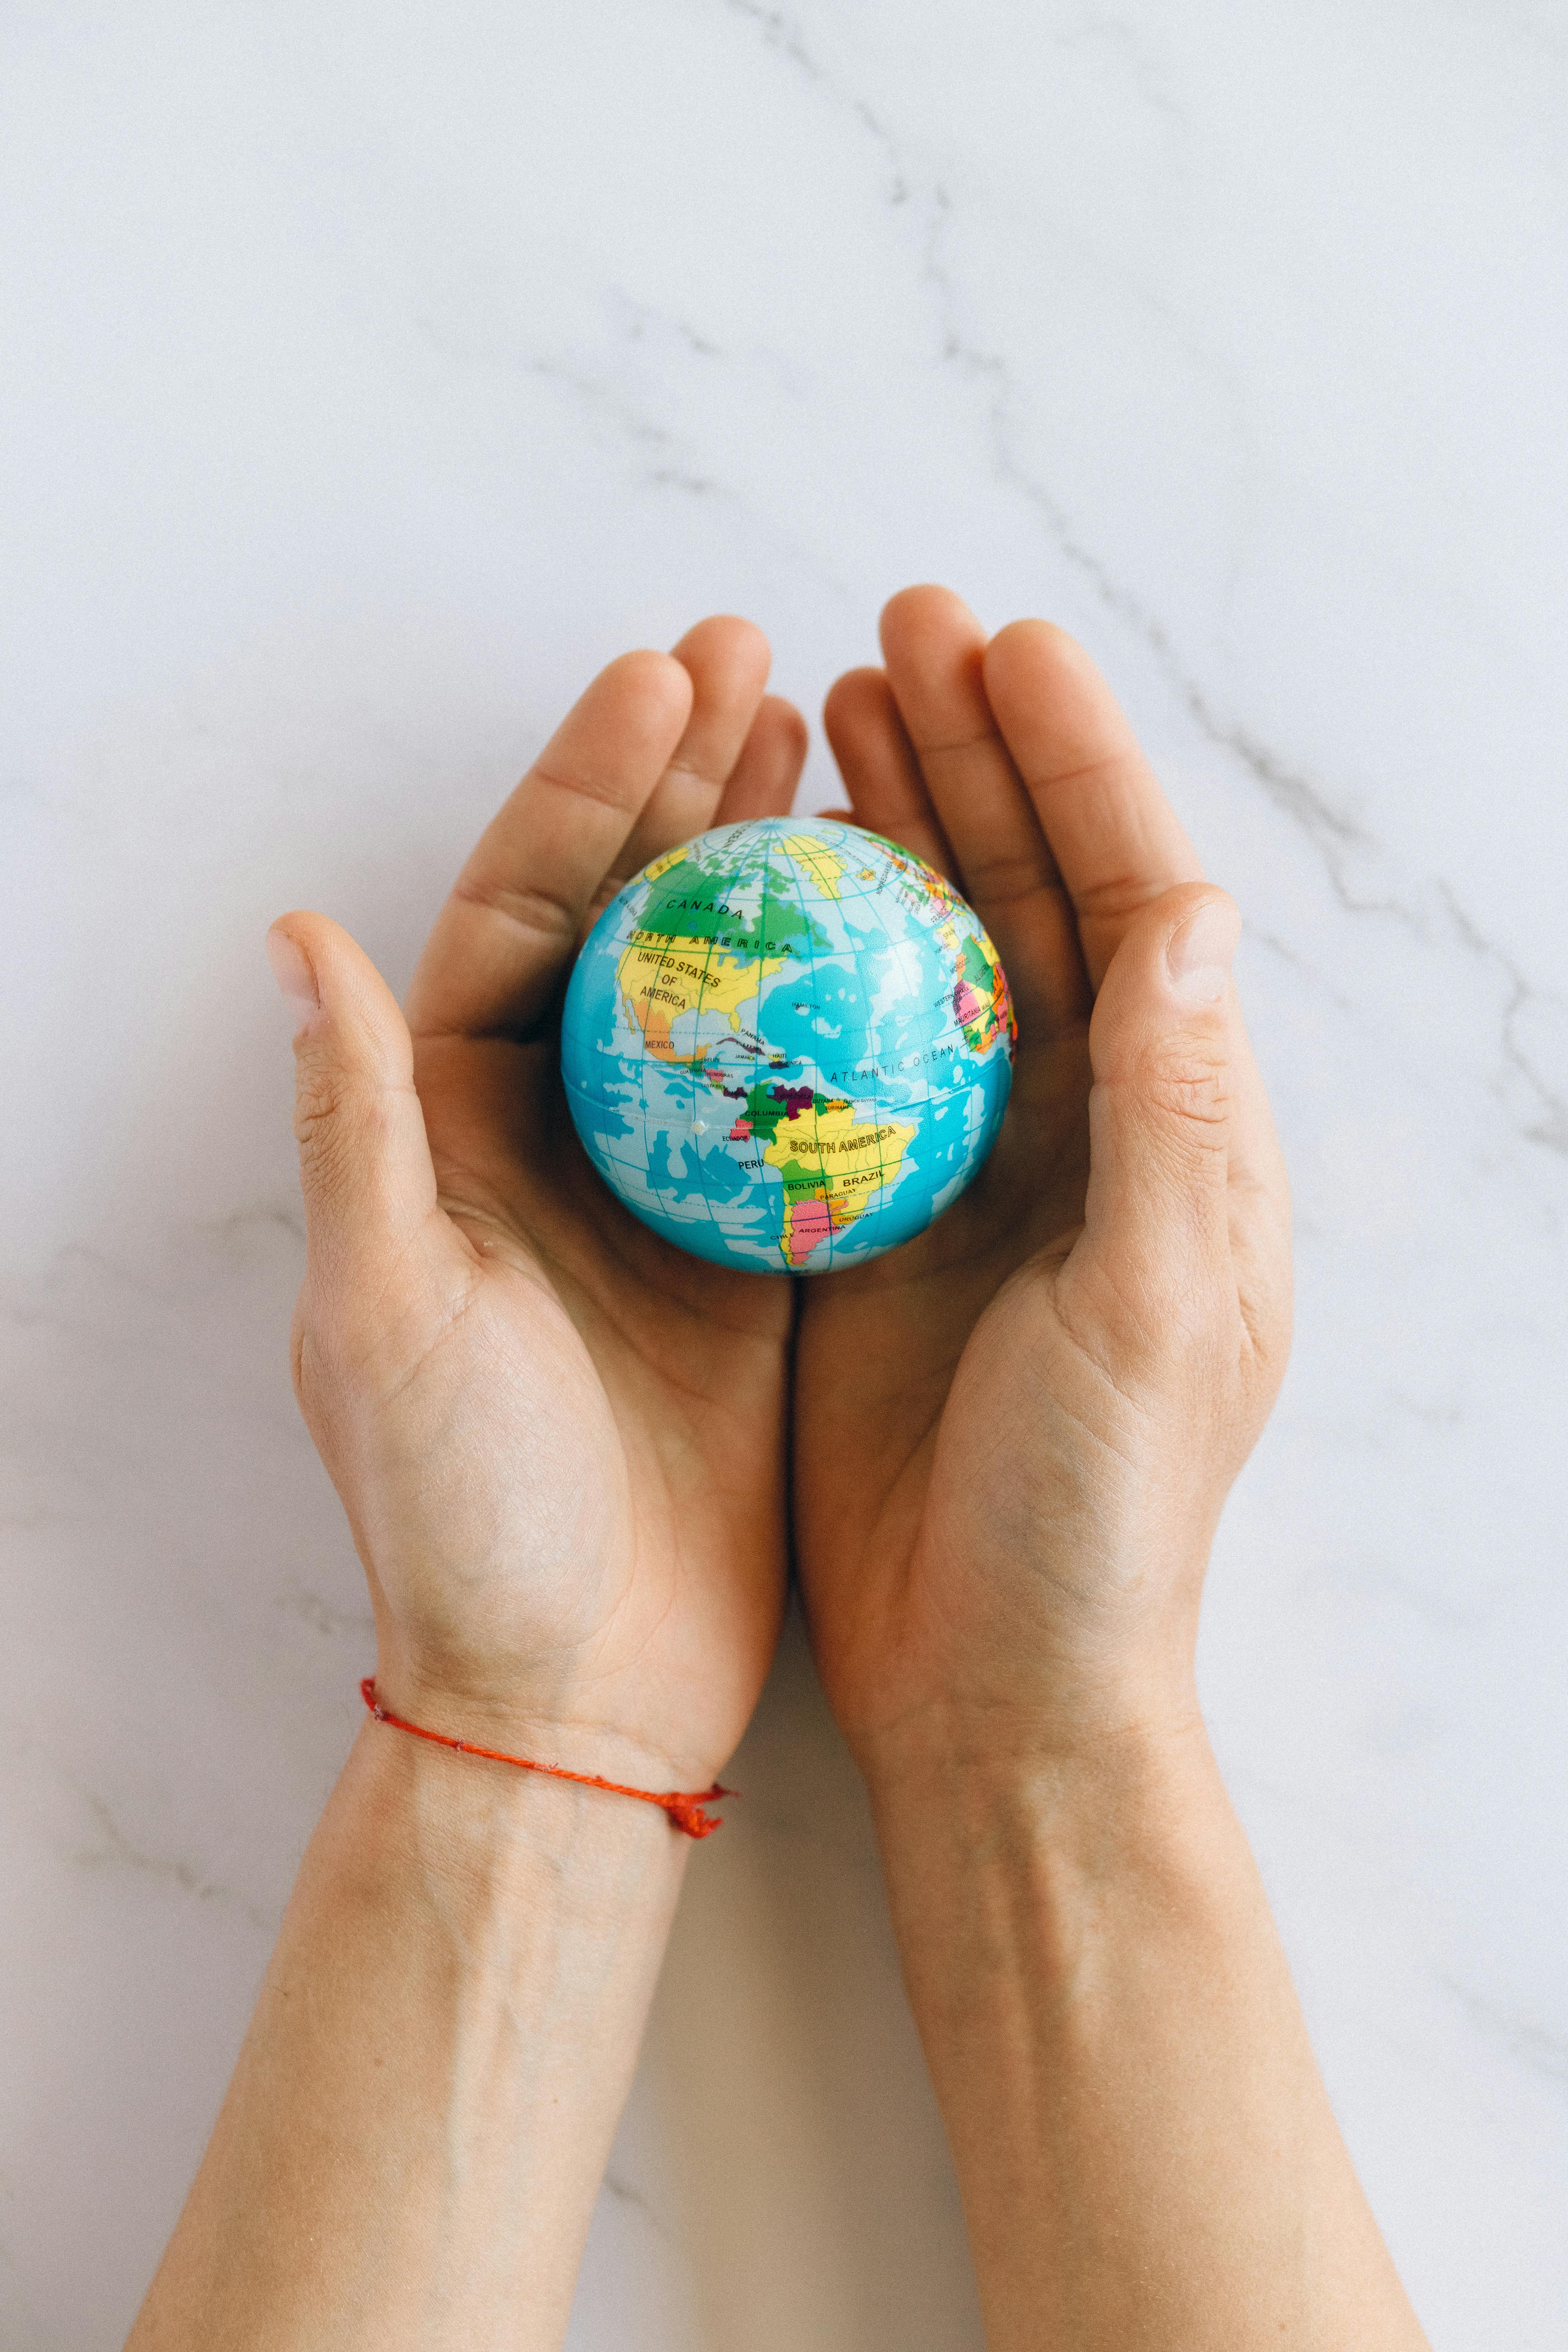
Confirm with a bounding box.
[560,817,1015,1275]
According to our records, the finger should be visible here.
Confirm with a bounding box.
[612,614,773,877]
[404,650,693,1042]
[879,585,1089,1037]
[267,914,455,1306]
[572,688,807,954]
[982,620,1202,991]
[1071,885,1240,1326]
[716,694,808,822]
[822,666,957,879]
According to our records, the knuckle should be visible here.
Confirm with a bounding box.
[292,1055,347,1145]
[452,869,577,945]
[292,1061,387,1180]
[1135,1032,1230,1138]
[1075,865,1167,924]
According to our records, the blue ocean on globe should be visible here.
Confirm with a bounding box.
[560,817,1016,1275]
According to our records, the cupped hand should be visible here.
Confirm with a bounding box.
[793,587,1293,1785]
[270,620,806,1790]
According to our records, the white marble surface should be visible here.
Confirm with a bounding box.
[4,4,1566,2343]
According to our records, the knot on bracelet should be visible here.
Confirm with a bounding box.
[358,1678,734,1839]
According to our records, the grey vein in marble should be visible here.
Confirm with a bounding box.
[72,1782,274,1937]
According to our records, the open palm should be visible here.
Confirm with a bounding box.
[279,620,807,1790]
[792,588,1290,1772]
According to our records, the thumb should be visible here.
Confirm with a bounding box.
[1075,884,1241,1320]
[266,912,441,1302]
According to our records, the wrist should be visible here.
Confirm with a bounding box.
[852,1664,1208,1817]
[864,1708,1231,1967]
[369,1636,733,1796]
[337,1698,694,1931]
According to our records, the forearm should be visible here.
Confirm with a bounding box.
[128,1718,687,2350]
[870,1724,1428,2352]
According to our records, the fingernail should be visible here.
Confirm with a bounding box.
[1165,899,1240,1008]
[266,927,320,1032]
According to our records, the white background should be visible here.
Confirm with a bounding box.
[3,5,1566,2343]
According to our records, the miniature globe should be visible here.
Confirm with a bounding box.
[560,817,1015,1275]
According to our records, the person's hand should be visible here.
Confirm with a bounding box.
[268,619,806,1791]
[793,586,1293,1787]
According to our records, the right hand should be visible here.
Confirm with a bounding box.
[792,586,1294,1788]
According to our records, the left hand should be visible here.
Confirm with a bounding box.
[271,619,807,1793]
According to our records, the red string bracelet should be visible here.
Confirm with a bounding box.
[359,1678,733,1839]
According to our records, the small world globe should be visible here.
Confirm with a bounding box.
[560,817,1016,1275]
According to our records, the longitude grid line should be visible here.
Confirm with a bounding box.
[588,883,651,1200]
[898,850,971,1229]
[756,826,786,1268]
[828,821,896,1268]
[770,824,819,1269]
[687,837,729,1244]
[633,894,676,1231]
[633,870,699,1236]
[861,833,899,1264]
[824,828,867,1266]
